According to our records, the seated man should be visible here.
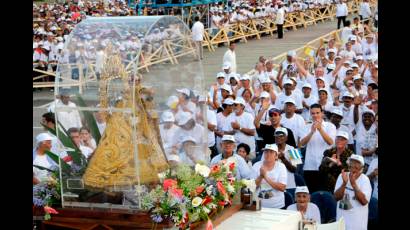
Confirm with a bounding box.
[287,186,321,224]
[252,144,287,209]
[33,133,58,183]
[210,135,252,180]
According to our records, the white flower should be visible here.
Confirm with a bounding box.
[192,197,203,207]
[203,206,211,214]
[227,184,235,193]
[195,164,211,178]
[206,185,213,195]
[209,203,217,209]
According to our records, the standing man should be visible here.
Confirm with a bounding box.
[336,0,348,29]
[275,1,285,39]
[48,89,82,130]
[191,16,204,60]
[359,0,372,22]
[223,43,237,73]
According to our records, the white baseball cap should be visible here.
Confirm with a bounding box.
[216,72,225,79]
[274,127,288,136]
[348,35,357,41]
[336,130,349,141]
[283,79,293,85]
[220,84,232,93]
[263,144,278,152]
[240,74,251,81]
[318,88,328,94]
[222,98,235,105]
[221,135,236,143]
[223,62,231,69]
[331,108,343,117]
[260,77,271,84]
[287,50,296,57]
[353,75,362,81]
[342,91,354,98]
[351,63,359,68]
[316,77,326,82]
[348,154,365,166]
[343,60,351,65]
[234,97,246,106]
[284,98,296,105]
[328,48,336,54]
[181,135,197,144]
[176,88,191,96]
[356,56,363,60]
[302,83,312,89]
[166,95,179,109]
[362,109,376,117]
[36,133,53,145]
[177,112,193,126]
[335,56,342,60]
[161,111,175,123]
[327,63,336,70]
[295,186,310,194]
[167,154,180,162]
[260,91,270,98]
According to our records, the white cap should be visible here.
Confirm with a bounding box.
[222,98,235,105]
[36,133,53,144]
[348,35,357,41]
[342,91,354,98]
[343,60,351,65]
[336,130,349,141]
[335,56,342,60]
[353,75,362,81]
[362,109,376,117]
[302,83,312,89]
[348,154,365,166]
[229,73,239,82]
[260,77,271,84]
[181,135,197,144]
[287,50,296,57]
[260,91,270,98]
[351,63,359,68]
[166,95,179,109]
[263,144,278,152]
[177,112,193,126]
[316,77,325,82]
[318,88,328,94]
[221,135,236,143]
[283,79,293,85]
[284,98,296,105]
[220,84,232,93]
[234,97,246,106]
[216,72,225,79]
[161,111,175,123]
[331,108,343,117]
[328,48,336,54]
[274,127,288,136]
[176,88,191,96]
[222,62,231,69]
[240,74,251,81]
[356,56,363,60]
[327,63,336,70]
[295,186,310,194]
[198,95,207,102]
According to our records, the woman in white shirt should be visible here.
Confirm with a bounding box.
[252,144,287,208]
[287,186,321,224]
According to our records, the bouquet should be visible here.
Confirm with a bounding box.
[33,172,61,220]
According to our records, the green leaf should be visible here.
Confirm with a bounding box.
[75,94,101,144]
[54,121,87,166]
[44,213,51,221]
[45,150,71,173]
[33,165,54,172]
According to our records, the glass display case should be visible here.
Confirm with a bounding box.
[47,16,207,210]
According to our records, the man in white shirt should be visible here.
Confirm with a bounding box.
[275,2,285,39]
[301,83,318,122]
[211,135,252,180]
[287,186,321,224]
[33,133,58,182]
[300,103,336,193]
[191,16,204,60]
[329,108,354,150]
[223,43,237,73]
[361,34,377,61]
[335,0,348,29]
[280,98,306,145]
[359,0,372,22]
[334,91,356,132]
[334,155,372,230]
[48,89,82,130]
[354,109,377,167]
[275,79,303,111]
[159,111,179,159]
[227,97,256,160]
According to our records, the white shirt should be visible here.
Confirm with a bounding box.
[95,50,105,73]
[287,203,321,223]
[48,100,82,130]
[225,111,256,153]
[336,3,348,17]
[359,2,372,19]
[211,15,221,29]
[361,41,377,60]
[33,154,51,169]
[302,121,337,171]
[97,122,106,135]
[79,145,93,158]
[223,49,237,73]
[175,123,206,147]
[210,153,252,180]
[160,123,180,157]
[252,161,287,208]
[280,113,306,144]
[340,27,353,44]
[336,124,354,145]
[206,108,217,147]
[274,92,303,110]
[366,157,378,200]
[191,21,205,42]
[355,123,377,165]
[301,94,318,122]
[339,49,356,61]
[334,104,356,132]
[278,144,299,189]
[335,173,372,230]
[275,8,285,24]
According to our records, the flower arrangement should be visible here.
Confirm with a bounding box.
[33,172,61,220]
[141,161,241,229]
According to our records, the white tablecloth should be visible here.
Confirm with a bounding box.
[216,208,302,230]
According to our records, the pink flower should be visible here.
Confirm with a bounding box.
[170,188,183,199]
[44,206,59,214]
[211,165,220,174]
[218,201,226,206]
[229,162,235,171]
[196,186,205,194]
[163,179,177,192]
[217,181,227,196]
[202,196,213,205]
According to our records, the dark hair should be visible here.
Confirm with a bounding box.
[67,127,80,135]
[237,143,250,155]
[310,103,323,111]
[194,16,200,21]
[80,126,91,133]
[345,20,351,27]
[353,17,359,21]
[367,83,378,90]
[241,88,253,97]
[42,112,55,124]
